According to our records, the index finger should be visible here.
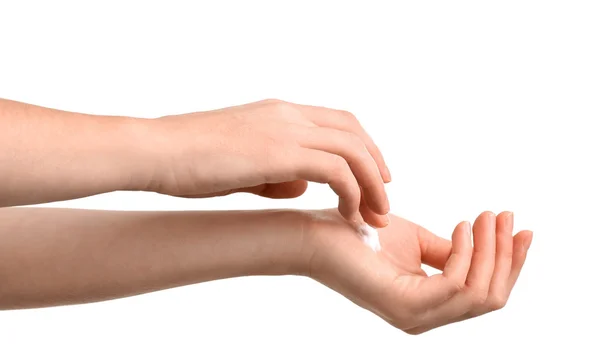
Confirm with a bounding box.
[412,221,473,309]
[296,104,392,183]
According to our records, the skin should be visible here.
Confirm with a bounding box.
[0,207,532,334]
[0,98,391,227]
[0,97,533,332]
[306,209,533,334]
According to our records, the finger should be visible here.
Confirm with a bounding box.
[464,211,497,295]
[417,226,452,271]
[423,212,515,331]
[412,228,532,334]
[507,230,533,291]
[412,221,472,309]
[179,180,308,199]
[359,187,389,228]
[298,127,389,215]
[411,212,497,330]
[244,180,308,199]
[485,211,514,310]
[296,149,361,223]
[441,221,473,285]
[296,104,392,183]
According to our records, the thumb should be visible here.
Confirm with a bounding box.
[243,180,308,199]
[417,225,452,271]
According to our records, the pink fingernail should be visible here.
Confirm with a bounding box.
[507,212,514,228]
[524,232,533,250]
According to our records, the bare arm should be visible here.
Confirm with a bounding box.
[0,207,310,309]
[0,98,152,207]
[0,98,390,227]
[0,207,531,334]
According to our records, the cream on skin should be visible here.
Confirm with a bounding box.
[357,222,381,252]
[309,212,382,252]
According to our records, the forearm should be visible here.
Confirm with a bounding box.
[0,98,153,206]
[0,207,310,309]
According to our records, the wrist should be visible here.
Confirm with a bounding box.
[248,209,318,277]
[111,116,171,192]
[293,209,343,278]
[294,209,373,283]
[118,114,213,194]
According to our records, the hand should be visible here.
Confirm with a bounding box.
[142,99,391,227]
[303,209,533,334]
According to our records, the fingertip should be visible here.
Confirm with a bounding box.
[513,230,533,251]
[482,210,496,220]
[372,214,390,228]
[514,229,533,239]
[474,211,496,230]
[359,205,389,228]
[456,220,471,233]
[451,221,472,248]
[496,211,514,231]
[383,166,392,183]
[288,180,309,198]
[524,230,533,250]
[464,220,472,238]
[258,180,309,199]
[363,189,390,216]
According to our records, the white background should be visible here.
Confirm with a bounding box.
[1,1,599,359]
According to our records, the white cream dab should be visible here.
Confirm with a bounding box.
[357,223,381,252]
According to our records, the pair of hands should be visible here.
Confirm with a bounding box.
[138,99,532,333]
[129,99,532,333]
[0,98,533,333]
[140,99,391,228]
[303,209,533,334]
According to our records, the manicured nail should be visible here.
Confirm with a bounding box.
[465,221,471,238]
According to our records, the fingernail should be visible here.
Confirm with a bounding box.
[382,214,390,226]
[465,221,471,237]
[384,166,392,182]
[383,198,390,214]
[524,232,533,250]
[507,212,514,229]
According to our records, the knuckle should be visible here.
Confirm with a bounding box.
[347,132,366,150]
[403,327,426,336]
[388,313,418,334]
[447,276,466,295]
[260,98,284,105]
[330,155,349,177]
[338,109,358,123]
[487,294,508,311]
[400,296,423,315]
[266,100,304,121]
[469,288,489,307]
[342,133,368,158]
[270,99,292,111]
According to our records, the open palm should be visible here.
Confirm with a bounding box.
[306,209,533,334]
